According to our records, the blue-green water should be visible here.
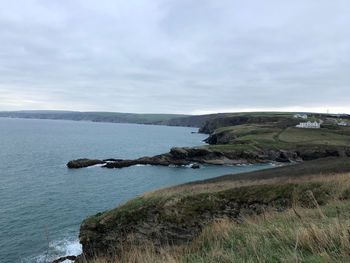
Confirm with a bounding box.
[0,118,272,263]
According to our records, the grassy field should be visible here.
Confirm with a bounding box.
[80,158,350,263]
[206,121,350,152]
[279,127,350,146]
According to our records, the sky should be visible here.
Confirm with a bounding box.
[0,0,349,114]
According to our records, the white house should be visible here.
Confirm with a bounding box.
[294,114,308,119]
[296,121,321,129]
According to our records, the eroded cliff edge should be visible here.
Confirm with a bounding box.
[76,157,350,261]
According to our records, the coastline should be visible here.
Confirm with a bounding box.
[41,111,350,262]
[75,157,350,262]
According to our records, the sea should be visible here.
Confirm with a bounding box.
[0,118,272,263]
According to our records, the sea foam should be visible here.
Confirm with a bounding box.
[28,238,82,263]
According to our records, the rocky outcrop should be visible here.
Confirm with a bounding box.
[191,163,200,169]
[67,147,350,170]
[67,147,266,170]
[298,149,341,161]
[67,159,105,169]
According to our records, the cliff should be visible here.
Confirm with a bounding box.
[77,157,350,262]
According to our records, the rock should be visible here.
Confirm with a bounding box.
[275,157,290,163]
[300,150,340,161]
[186,147,212,157]
[103,158,123,162]
[204,132,235,145]
[68,147,259,170]
[67,159,105,169]
[191,164,200,169]
[170,147,188,159]
[275,151,291,163]
[204,134,218,144]
[103,159,138,168]
[68,147,348,170]
[51,255,76,263]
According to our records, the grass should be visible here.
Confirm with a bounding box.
[279,127,350,146]
[206,121,350,154]
[81,158,350,263]
[184,201,350,263]
[214,124,280,135]
[84,185,350,263]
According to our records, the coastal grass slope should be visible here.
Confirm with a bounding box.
[204,115,350,149]
[200,113,350,167]
[78,157,350,262]
[85,201,350,263]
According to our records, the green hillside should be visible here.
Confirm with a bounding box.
[204,113,350,155]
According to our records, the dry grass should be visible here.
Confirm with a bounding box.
[84,172,350,263]
[85,200,350,263]
[143,172,350,202]
[185,201,350,262]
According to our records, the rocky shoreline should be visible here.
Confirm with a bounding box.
[67,146,349,170]
[66,147,271,170]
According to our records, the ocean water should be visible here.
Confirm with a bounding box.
[0,118,272,263]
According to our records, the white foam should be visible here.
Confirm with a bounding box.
[52,238,82,257]
[28,238,82,263]
[87,163,105,168]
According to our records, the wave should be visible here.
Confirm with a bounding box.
[27,238,82,263]
[86,163,105,168]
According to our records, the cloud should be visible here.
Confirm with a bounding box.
[0,0,349,113]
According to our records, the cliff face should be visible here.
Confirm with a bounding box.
[79,183,324,259]
[164,113,230,129]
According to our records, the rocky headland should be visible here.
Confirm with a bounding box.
[67,112,350,170]
[67,146,350,170]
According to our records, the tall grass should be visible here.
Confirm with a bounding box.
[84,173,350,263]
[184,201,350,262]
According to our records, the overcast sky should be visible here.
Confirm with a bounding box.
[0,0,349,114]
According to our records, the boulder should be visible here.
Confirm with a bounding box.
[191,164,200,169]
